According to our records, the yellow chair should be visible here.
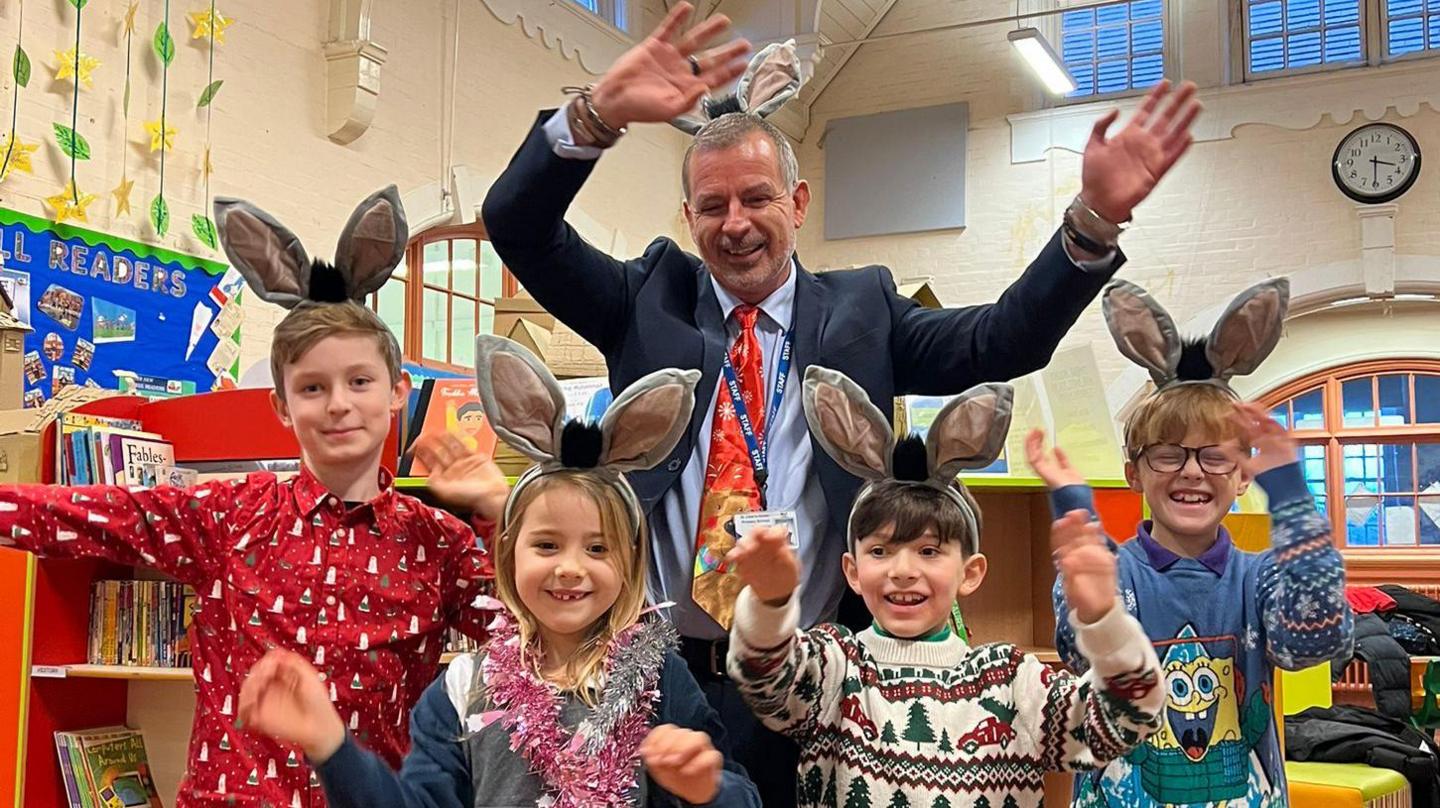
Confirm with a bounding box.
[1280,663,1411,808]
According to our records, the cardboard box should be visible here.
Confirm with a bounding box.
[0,386,121,483]
[0,311,31,411]
[493,295,555,339]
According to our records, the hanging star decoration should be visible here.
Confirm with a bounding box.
[113,176,135,217]
[125,3,140,35]
[45,181,97,224]
[0,134,38,181]
[188,8,234,44]
[53,47,101,90]
[145,119,178,152]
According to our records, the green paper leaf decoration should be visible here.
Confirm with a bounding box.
[197,80,223,108]
[67,0,90,8]
[153,22,175,66]
[13,46,30,88]
[151,195,170,237]
[191,214,218,249]
[53,124,91,160]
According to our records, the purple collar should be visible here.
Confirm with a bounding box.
[1135,521,1232,575]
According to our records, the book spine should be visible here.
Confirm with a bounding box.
[102,581,117,666]
[53,733,82,808]
[68,735,95,808]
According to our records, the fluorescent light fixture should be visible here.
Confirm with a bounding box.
[1394,293,1438,302]
[1329,296,1371,308]
[1008,27,1077,95]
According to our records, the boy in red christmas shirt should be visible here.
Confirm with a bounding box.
[0,188,507,808]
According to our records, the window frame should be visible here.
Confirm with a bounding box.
[563,0,629,34]
[1379,0,1440,61]
[369,222,517,374]
[1235,0,1440,82]
[1261,359,1440,561]
[1052,0,1172,105]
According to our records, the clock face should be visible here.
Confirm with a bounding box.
[1332,123,1422,204]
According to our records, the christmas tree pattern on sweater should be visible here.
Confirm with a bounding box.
[728,588,1165,808]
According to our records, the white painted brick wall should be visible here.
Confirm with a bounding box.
[794,11,1440,389]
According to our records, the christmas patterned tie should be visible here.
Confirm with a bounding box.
[692,305,766,630]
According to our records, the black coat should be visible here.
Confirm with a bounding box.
[1287,704,1440,808]
[1333,612,1412,720]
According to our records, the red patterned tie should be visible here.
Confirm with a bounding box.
[692,305,766,630]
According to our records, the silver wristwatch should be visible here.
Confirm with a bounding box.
[1063,195,1125,253]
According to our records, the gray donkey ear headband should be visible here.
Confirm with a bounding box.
[670,39,807,135]
[475,335,701,542]
[1103,277,1290,393]
[801,366,1013,554]
[214,185,407,309]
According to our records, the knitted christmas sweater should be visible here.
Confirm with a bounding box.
[1051,462,1355,808]
[727,588,1166,808]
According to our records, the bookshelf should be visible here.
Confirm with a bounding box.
[0,388,405,808]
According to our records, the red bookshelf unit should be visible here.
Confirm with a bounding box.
[0,388,402,808]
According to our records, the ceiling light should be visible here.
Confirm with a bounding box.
[1008,27,1077,95]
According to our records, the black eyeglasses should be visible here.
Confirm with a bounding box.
[1136,444,1239,475]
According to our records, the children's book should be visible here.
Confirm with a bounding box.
[400,378,497,476]
[55,726,164,808]
[109,436,174,487]
[56,413,144,484]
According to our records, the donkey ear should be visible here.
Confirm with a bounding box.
[598,368,702,473]
[1206,278,1289,382]
[737,39,805,118]
[214,197,311,309]
[926,383,1014,484]
[473,335,566,464]
[802,365,893,481]
[669,114,706,135]
[334,185,407,301]
[1103,279,1182,387]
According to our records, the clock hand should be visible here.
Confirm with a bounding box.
[1372,155,1379,185]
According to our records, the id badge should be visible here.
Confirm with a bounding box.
[729,510,800,550]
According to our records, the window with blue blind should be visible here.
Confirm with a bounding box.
[1060,0,1165,97]
[1386,0,1440,55]
[1246,0,1365,75]
[566,0,627,29]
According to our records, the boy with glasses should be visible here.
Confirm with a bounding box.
[1029,279,1353,808]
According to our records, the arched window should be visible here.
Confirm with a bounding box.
[1263,360,1440,549]
[369,223,516,371]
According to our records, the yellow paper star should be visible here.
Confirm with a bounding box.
[145,120,178,152]
[124,3,140,35]
[53,47,101,90]
[45,182,97,224]
[113,176,135,217]
[188,8,234,44]
[0,133,38,181]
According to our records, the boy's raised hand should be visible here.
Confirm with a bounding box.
[640,724,723,805]
[1025,429,1085,490]
[1052,509,1117,625]
[726,526,800,607]
[1230,401,1299,477]
[413,434,510,522]
[237,649,346,763]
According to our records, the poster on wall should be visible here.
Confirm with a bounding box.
[0,209,240,407]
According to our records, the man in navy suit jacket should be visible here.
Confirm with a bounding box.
[479,4,1201,802]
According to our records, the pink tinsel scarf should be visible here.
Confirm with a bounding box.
[475,612,676,807]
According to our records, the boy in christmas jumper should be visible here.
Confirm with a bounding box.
[0,188,508,808]
[724,368,1166,808]
[1039,279,1353,808]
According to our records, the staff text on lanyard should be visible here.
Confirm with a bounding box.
[719,319,794,510]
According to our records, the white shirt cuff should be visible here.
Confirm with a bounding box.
[543,108,604,161]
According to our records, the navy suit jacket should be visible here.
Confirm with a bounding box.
[482,112,1124,603]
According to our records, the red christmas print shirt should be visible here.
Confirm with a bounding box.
[0,467,496,808]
